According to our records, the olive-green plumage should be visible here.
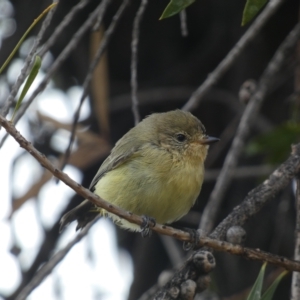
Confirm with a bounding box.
[60,110,218,232]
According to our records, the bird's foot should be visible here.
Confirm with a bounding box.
[183,228,201,251]
[141,215,156,238]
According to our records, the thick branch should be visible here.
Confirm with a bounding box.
[153,145,300,298]
[210,143,300,240]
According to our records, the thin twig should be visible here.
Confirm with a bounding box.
[38,0,92,58]
[15,218,99,300]
[0,1,107,148]
[291,175,300,299]
[1,115,300,273]
[131,0,148,125]
[182,0,287,111]
[291,9,300,298]
[0,1,57,119]
[59,0,128,173]
[200,22,300,234]
[93,0,113,31]
[179,10,188,37]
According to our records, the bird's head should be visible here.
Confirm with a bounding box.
[143,110,219,162]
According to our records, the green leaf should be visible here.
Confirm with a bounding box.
[242,0,268,26]
[160,0,195,20]
[246,263,267,300]
[261,270,288,300]
[246,122,300,164]
[10,56,42,122]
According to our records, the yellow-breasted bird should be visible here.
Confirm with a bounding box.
[60,110,219,233]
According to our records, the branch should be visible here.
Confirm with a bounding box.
[38,0,91,57]
[1,115,300,299]
[131,0,148,125]
[182,0,287,112]
[151,143,300,299]
[154,251,216,299]
[200,21,300,233]
[179,10,188,37]
[210,143,300,240]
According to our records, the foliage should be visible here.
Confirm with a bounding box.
[0,3,55,122]
[160,0,195,19]
[242,0,268,25]
[10,56,41,122]
[246,263,287,300]
[247,122,300,164]
[160,0,268,23]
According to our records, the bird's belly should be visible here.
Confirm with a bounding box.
[94,156,204,231]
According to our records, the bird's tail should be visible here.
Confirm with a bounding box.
[59,200,100,232]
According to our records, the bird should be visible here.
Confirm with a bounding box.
[60,110,219,234]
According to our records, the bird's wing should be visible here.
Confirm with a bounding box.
[89,139,142,191]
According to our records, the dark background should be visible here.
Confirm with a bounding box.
[2,0,299,299]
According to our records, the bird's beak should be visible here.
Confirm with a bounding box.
[199,136,220,145]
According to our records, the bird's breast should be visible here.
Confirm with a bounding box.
[94,145,205,227]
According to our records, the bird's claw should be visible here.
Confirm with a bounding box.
[141,215,156,238]
[183,228,200,251]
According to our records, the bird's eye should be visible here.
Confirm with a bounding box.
[176,134,186,142]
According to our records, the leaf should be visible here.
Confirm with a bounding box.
[246,122,300,164]
[0,2,57,74]
[160,0,195,20]
[242,0,268,26]
[10,56,42,122]
[246,263,267,300]
[261,270,288,300]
